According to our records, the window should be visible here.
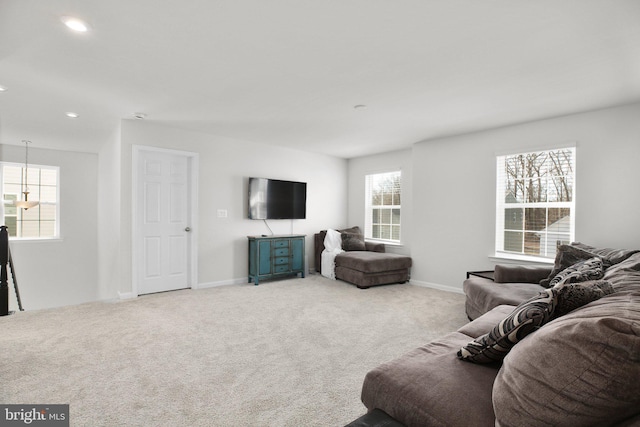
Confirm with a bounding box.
[496,147,575,259]
[1,163,59,239]
[365,170,401,243]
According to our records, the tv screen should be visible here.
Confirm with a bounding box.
[248,178,307,220]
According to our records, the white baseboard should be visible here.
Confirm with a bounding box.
[195,277,248,289]
[117,291,137,300]
[117,278,248,298]
[409,279,465,295]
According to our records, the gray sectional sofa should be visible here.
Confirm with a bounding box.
[464,264,552,320]
[350,243,640,427]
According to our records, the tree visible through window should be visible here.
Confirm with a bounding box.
[496,148,575,258]
[365,171,401,243]
[1,163,59,238]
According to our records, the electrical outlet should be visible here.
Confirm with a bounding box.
[217,209,228,218]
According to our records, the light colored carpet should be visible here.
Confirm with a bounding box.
[0,274,468,426]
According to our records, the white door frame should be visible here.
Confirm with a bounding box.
[132,145,199,297]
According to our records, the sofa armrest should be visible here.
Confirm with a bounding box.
[365,241,386,253]
[314,232,327,272]
[494,264,553,284]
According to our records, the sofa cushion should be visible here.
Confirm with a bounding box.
[457,305,516,339]
[340,226,363,237]
[603,252,640,296]
[341,232,366,251]
[457,289,556,363]
[335,251,411,273]
[341,226,361,233]
[494,264,553,284]
[362,332,498,427]
[493,294,640,426]
[548,256,604,287]
[335,266,409,288]
[572,242,640,265]
[463,277,544,320]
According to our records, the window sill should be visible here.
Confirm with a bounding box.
[9,237,64,243]
[490,252,553,266]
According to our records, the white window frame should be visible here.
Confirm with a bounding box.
[1,161,61,240]
[364,170,402,244]
[495,147,575,260]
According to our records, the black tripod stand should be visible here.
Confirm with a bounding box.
[1,225,23,316]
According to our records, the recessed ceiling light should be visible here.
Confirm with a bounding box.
[61,16,89,32]
[0,85,7,92]
[65,112,79,118]
[354,104,367,110]
[133,112,147,120]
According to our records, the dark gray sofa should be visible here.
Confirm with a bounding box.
[314,228,411,288]
[353,243,640,426]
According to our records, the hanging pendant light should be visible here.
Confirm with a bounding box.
[14,140,39,210]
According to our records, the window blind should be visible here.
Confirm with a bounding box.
[495,147,575,259]
[365,170,401,243]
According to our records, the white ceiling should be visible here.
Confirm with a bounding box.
[1,1,639,159]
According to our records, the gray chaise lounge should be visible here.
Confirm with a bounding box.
[314,227,411,288]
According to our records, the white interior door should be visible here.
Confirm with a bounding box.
[135,149,193,295]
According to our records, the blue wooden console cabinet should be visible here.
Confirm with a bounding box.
[248,235,306,285]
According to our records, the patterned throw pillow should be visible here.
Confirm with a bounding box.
[540,245,601,287]
[548,257,604,287]
[458,280,615,364]
[552,280,614,318]
[457,289,557,363]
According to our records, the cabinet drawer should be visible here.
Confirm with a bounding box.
[274,257,290,266]
[273,247,289,257]
[273,240,289,248]
[274,264,290,273]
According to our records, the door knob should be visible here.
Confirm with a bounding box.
[185,227,191,232]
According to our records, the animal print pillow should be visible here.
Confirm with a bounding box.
[552,280,614,318]
[548,257,604,287]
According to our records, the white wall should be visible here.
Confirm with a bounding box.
[347,149,413,256]
[97,125,122,301]
[0,144,99,310]
[409,102,640,292]
[1,120,347,309]
[9,102,639,308]
[117,120,348,295]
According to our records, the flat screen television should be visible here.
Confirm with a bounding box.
[248,177,307,220]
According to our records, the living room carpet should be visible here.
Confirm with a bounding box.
[0,274,468,427]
